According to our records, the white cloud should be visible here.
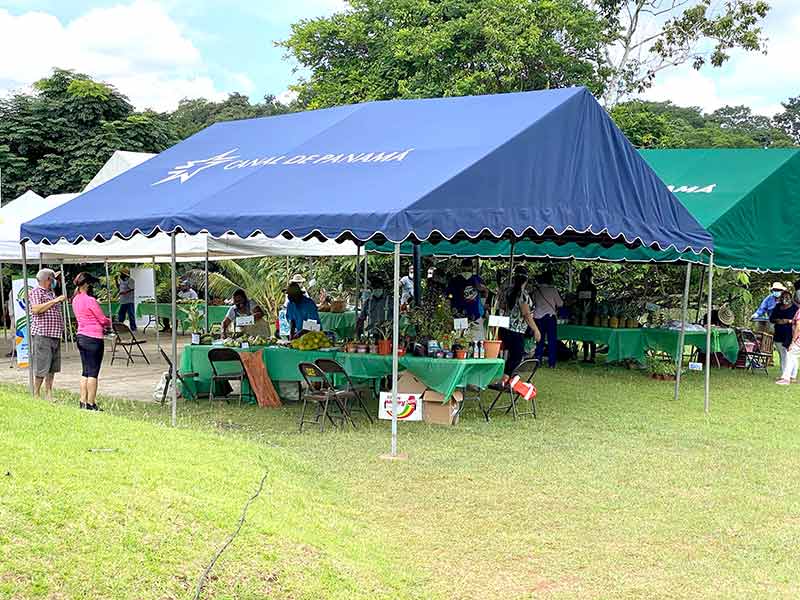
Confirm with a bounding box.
[0,1,227,111]
[639,6,800,117]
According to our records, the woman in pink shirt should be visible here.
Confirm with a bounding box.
[72,272,111,410]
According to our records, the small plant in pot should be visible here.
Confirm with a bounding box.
[375,322,393,355]
[452,335,470,359]
[183,302,205,344]
[645,351,676,380]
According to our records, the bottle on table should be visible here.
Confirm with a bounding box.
[479,341,485,359]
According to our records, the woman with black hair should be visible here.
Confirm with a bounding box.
[498,266,541,383]
[72,272,111,410]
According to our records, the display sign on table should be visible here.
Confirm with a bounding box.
[303,319,321,332]
[378,392,423,421]
[12,278,37,368]
[453,317,469,331]
[235,315,254,328]
[488,315,510,328]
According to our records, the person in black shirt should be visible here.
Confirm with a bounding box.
[575,267,598,362]
[771,290,798,381]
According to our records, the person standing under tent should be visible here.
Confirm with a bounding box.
[286,282,320,339]
[751,282,787,321]
[29,268,66,401]
[531,271,564,368]
[575,266,598,362]
[72,272,111,410]
[446,258,488,341]
[777,305,800,385]
[399,265,415,308]
[357,274,391,337]
[773,290,799,384]
[221,289,253,336]
[497,266,540,383]
[116,267,136,331]
[178,279,198,300]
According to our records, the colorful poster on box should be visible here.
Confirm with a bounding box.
[378,392,423,421]
[12,279,37,368]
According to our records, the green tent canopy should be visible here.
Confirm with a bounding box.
[370,149,800,272]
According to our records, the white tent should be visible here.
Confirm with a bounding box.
[0,192,78,261]
[83,151,155,193]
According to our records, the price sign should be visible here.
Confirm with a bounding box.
[235,315,254,327]
[453,318,469,331]
[688,362,703,371]
[488,315,510,328]
[303,319,321,332]
[241,342,250,349]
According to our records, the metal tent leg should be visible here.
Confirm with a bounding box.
[390,243,400,456]
[674,263,691,401]
[170,235,178,427]
[704,255,714,413]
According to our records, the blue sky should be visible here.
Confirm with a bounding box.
[0,0,797,115]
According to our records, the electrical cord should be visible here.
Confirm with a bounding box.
[193,470,268,600]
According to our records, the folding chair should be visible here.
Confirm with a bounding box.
[736,329,771,375]
[110,322,150,366]
[483,358,539,421]
[208,348,253,405]
[314,358,374,424]
[159,348,199,405]
[297,362,355,432]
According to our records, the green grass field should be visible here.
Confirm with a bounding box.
[2,364,799,599]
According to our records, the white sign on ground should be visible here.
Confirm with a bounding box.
[378,392,423,421]
[132,267,154,328]
[12,278,37,368]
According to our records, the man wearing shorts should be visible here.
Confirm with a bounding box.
[29,269,66,400]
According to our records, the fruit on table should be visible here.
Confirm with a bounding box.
[290,331,330,351]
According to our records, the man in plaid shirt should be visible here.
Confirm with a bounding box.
[30,269,66,400]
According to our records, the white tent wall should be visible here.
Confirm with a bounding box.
[83,151,155,193]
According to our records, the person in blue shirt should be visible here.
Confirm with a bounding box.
[286,282,320,339]
[751,282,788,320]
[446,258,488,340]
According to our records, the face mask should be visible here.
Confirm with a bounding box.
[772,290,782,298]
[372,289,384,298]
[461,272,473,280]
[51,279,57,290]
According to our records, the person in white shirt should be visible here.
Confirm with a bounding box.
[399,266,414,307]
[178,280,199,300]
[531,272,563,368]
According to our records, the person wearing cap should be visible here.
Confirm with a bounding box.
[446,258,489,340]
[116,267,136,332]
[178,279,198,300]
[357,274,392,336]
[498,265,540,381]
[772,290,798,383]
[751,282,787,321]
[29,268,66,400]
[72,272,111,410]
[221,289,253,336]
[286,282,320,339]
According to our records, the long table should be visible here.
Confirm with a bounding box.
[558,324,739,364]
[180,345,504,402]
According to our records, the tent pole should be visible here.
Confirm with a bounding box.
[21,242,33,393]
[674,263,691,401]
[390,242,400,457]
[153,258,160,354]
[104,261,112,319]
[0,261,5,342]
[204,252,209,334]
[704,255,714,413]
[695,265,706,323]
[170,234,178,427]
[567,261,574,293]
[355,245,361,314]
[60,261,72,351]
[412,242,422,306]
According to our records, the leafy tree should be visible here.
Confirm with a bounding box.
[0,69,178,200]
[599,0,771,105]
[774,96,800,145]
[281,0,612,108]
[170,93,297,139]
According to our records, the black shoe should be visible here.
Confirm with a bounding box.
[80,402,87,409]
[88,404,103,411]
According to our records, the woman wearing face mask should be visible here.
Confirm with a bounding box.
[497,265,541,383]
[772,290,798,383]
[72,272,111,410]
[751,282,788,322]
[446,258,489,341]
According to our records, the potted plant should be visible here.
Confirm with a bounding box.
[375,323,393,355]
[453,335,470,359]
[356,335,369,353]
[645,351,676,380]
[608,302,620,329]
[183,302,205,344]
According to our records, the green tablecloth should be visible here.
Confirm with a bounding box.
[558,324,739,363]
[179,345,504,402]
[318,311,357,339]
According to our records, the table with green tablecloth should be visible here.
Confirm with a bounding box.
[558,324,739,364]
[179,345,504,402]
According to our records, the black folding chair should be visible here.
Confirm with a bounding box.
[736,329,771,375]
[208,348,252,405]
[297,362,355,432]
[110,322,150,366]
[314,358,374,424]
[159,348,198,405]
[483,358,539,421]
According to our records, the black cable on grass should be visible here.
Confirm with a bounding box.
[193,470,268,600]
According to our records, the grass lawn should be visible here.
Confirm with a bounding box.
[2,364,800,599]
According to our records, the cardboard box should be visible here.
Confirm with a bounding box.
[422,389,463,426]
[397,371,427,395]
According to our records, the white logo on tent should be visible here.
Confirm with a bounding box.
[666,184,717,194]
[153,149,240,186]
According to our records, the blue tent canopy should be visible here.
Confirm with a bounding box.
[21,87,712,255]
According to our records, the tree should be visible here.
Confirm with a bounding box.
[0,69,178,200]
[281,0,612,108]
[170,93,297,139]
[774,96,800,145]
[599,0,771,105]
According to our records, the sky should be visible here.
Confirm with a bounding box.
[0,0,797,115]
